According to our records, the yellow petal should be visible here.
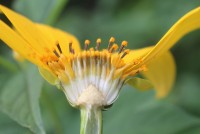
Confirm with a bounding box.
[0,5,80,68]
[142,51,176,98]
[0,5,54,55]
[38,67,58,85]
[36,24,81,55]
[0,20,43,67]
[142,7,200,64]
[123,46,153,63]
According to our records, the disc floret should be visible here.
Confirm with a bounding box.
[41,37,146,107]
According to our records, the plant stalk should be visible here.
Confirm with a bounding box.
[80,105,102,134]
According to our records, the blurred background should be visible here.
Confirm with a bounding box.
[0,0,200,134]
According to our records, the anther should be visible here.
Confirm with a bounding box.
[118,41,128,54]
[109,44,118,53]
[107,37,115,50]
[69,41,75,54]
[121,49,130,58]
[53,50,60,57]
[95,38,101,50]
[122,41,128,47]
[56,43,62,54]
[84,40,90,50]
[90,48,94,51]
[109,37,115,43]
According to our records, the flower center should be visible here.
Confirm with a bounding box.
[76,84,105,107]
[41,37,146,107]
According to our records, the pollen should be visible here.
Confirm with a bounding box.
[109,44,118,53]
[109,37,115,43]
[84,39,90,50]
[121,41,128,47]
[40,37,146,106]
[95,38,101,50]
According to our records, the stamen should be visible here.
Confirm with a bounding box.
[84,40,90,50]
[69,41,75,54]
[71,49,75,54]
[107,37,115,50]
[118,41,128,54]
[90,48,94,51]
[109,44,118,53]
[141,65,148,72]
[95,38,101,50]
[135,66,147,74]
[121,49,130,58]
[53,50,60,57]
[56,42,62,54]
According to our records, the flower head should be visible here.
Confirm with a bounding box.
[0,5,200,108]
[44,37,147,107]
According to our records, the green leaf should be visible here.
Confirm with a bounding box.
[103,87,200,134]
[13,0,68,24]
[43,0,68,25]
[0,56,18,73]
[0,64,45,134]
[0,111,33,134]
[40,83,80,134]
[168,74,200,117]
[125,77,153,91]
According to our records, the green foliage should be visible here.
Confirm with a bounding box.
[0,64,45,134]
[41,84,200,134]
[0,56,18,73]
[0,112,33,134]
[0,0,200,133]
[104,87,200,134]
[12,0,68,24]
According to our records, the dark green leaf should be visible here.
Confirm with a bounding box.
[104,87,200,134]
[0,64,45,134]
[0,111,33,134]
[0,56,18,73]
[13,0,68,24]
[41,83,79,134]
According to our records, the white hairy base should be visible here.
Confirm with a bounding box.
[76,84,105,107]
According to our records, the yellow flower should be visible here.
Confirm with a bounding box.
[0,5,200,107]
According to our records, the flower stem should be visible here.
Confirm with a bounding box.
[80,105,102,134]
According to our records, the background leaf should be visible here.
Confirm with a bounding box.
[40,83,80,134]
[12,0,68,24]
[1,0,200,133]
[40,84,200,134]
[104,87,200,134]
[0,64,45,134]
[0,111,33,134]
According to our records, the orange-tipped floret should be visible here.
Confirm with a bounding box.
[118,41,128,54]
[84,39,90,50]
[108,37,115,50]
[42,37,145,86]
[109,44,119,53]
[96,38,101,50]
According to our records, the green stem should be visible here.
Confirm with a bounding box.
[80,106,102,134]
